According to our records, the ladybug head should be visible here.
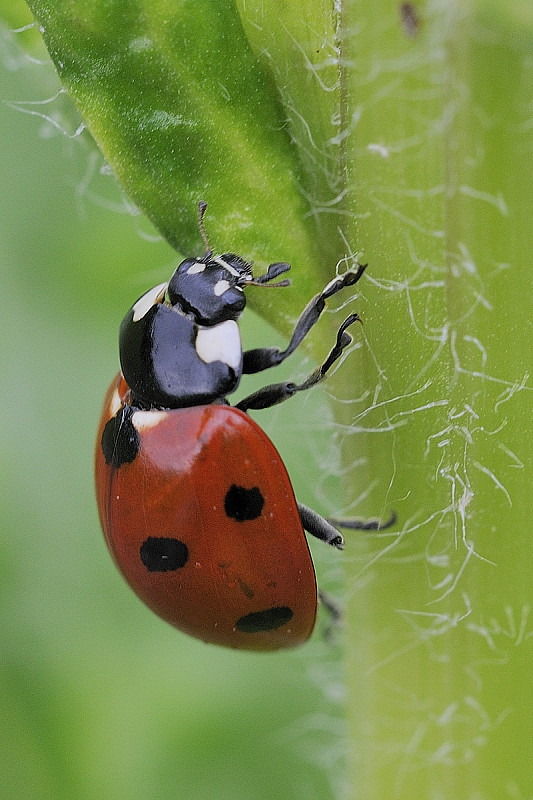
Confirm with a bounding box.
[166,203,291,326]
[166,254,252,326]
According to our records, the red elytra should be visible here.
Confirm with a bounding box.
[95,373,317,651]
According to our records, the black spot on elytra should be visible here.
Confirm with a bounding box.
[101,407,140,467]
[140,537,189,572]
[236,606,293,633]
[224,485,264,522]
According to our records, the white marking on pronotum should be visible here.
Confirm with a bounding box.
[109,388,122,416]
[132,410,168,431]
[196,320,241,369]
[132,282,168,322]
[214,279,230,296]
[212,256,241,277]
[187,261,206,275]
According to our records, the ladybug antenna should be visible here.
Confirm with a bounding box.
[247,261,291,289]
[198,201,211,257]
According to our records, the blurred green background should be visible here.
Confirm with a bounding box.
[0,20,347,800]
[5,3,533,798]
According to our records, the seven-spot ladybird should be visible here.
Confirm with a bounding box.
[95,203,386,650]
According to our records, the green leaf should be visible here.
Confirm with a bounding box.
[24,0,344,331]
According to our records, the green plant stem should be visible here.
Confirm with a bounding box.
[341,2,533,797]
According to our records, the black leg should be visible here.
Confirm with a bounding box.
[328,510,397,531]
[318,590,343,641]
[242,264,366,375]
[236,313,359,412]
[297,502,344,550]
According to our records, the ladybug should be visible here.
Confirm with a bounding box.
[95,203,385,651]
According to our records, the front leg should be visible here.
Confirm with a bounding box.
[242,264,366,375]
[236,313,359,412]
